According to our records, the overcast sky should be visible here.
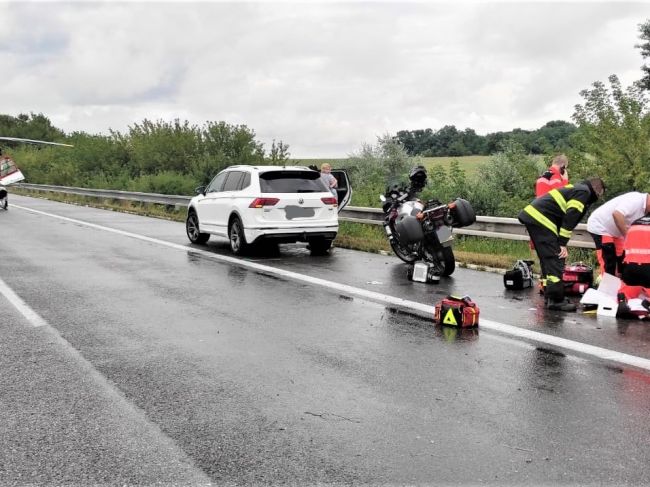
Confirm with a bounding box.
[1,1,648,158]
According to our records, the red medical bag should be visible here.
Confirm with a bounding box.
[434,295,480,328]
[562,262,593,295]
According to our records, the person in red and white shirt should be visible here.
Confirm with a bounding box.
[617,215,650,316]
[535,154,569,197]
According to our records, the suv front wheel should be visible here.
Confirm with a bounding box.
[229,216,249,255]
[186,210,209,244]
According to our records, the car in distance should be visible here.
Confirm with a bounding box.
[186,165,351,255]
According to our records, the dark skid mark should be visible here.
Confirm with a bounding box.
[255,271,284,282]
[535,347,566,358]
[604,364,624,374]
[186,251,205,263]
[384,306,429,322]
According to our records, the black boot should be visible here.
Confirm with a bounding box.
[546,298,577,312]
[618,293,632,316]
[642,299,650,312]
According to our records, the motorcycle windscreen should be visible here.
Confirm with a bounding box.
[0,157,25,185]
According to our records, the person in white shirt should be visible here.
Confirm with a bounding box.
[587,191,650,277]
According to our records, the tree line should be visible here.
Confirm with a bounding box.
[395,120,577,157]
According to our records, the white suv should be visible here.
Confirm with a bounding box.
[186,165,351,255]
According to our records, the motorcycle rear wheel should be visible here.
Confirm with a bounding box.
[441,246,456,276]
[422,245,456,276]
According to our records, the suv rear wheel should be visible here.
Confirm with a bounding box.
[308,238,333,256]
[229,216,249,255]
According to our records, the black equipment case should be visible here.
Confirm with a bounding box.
[504,260,534,290]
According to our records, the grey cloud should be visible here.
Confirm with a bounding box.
[1,1,648,157]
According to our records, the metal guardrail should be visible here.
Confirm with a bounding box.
[15,183,596,249]
[17,183,191,207]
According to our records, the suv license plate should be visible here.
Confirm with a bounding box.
[285,206,315,219]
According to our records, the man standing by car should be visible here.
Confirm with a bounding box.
[518,177,605,311]
[587,191,650,278]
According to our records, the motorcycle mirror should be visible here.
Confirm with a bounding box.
[379,194,386,202]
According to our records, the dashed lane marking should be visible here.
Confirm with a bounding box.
[11,203,650,372]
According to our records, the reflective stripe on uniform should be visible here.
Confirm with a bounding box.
[548,189,567,213]
[567,199,584,213]
[560,228,572,239]
[624,225,650,264]
[524,205,558,235]
[547,275,561,283]
[626,248,650,255]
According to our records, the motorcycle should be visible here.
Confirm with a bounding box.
[380,184,475,277]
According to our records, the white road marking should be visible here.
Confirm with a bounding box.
[0,276,48,327]
[12,203,650,372]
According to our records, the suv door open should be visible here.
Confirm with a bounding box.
[330,169,352,212]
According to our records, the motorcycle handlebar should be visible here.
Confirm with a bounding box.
[421,203,448,214]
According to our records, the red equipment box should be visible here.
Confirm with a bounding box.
[562,262,593,295]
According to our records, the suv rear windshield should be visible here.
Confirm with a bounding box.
[259,170,329,193]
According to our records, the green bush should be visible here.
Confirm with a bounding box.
[5,116,286,195]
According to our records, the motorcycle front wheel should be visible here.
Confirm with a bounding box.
[390,239,419,263]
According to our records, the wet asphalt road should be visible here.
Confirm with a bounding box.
[1,194,650,486]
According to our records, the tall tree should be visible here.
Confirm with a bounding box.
[572,74,650,195]
[268,139,290,163]
[636,19,650,90]
[0,112,66,145]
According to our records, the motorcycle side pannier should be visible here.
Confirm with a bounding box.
[449,198,476,228]
[394,214,424,245]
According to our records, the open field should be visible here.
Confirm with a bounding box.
[292,155,548,179]
[420,156,490,177]
[291,155,491,177]
[289,158,349,169]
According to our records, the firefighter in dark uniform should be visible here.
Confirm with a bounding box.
[518,177,605,311]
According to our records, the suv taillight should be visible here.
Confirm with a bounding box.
[321,197,337,206]
[249,197,279,208]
